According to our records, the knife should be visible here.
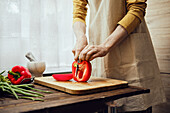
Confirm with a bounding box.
[75,57,80,77]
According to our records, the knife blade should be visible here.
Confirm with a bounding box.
[75,57,80,77]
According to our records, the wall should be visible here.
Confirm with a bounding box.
[145,0,170,73]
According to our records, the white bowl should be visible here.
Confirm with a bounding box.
[27,62,46,77]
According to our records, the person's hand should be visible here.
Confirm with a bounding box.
[79,44,109,61]
[72,35,88,61]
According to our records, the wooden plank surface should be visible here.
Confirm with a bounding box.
[34,76,128,94]
[0,84,149,113]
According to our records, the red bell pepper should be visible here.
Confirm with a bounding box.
[72,61,92,82]
[52,73,73,81]
[8,65,32,85]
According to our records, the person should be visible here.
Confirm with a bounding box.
[72,0,166,113]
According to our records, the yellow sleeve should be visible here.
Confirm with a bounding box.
[118,0,147,34]
[73,0,88,25]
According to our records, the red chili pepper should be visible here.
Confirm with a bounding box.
[8,65,32,85]
[72,61,92,82]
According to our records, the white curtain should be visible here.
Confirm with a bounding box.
[0,0,75,73]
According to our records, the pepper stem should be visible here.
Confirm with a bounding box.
[8,71,20,80]
[74,63,77,67]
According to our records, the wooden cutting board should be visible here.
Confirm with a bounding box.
[34,76,128,94]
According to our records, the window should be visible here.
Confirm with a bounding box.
[0,0,75,73]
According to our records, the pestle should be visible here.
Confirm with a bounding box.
[25,52,37,62]
[25,52,46,77]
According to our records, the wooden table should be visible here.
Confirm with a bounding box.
[0,84,149,113]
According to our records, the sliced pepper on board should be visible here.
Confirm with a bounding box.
[52,73,73,81]
[8,65,32,85]
[72,61,92,82]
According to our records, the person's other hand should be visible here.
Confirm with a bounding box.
[72,35,88,61]
[79,44,109,61]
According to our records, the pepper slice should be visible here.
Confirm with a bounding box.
[72,61,92,82]
[52,73,73,81]
[8,65,32,85]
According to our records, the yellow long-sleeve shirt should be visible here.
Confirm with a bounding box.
[73,0,147,34]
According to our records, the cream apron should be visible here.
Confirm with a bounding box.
[88,0,166,112]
